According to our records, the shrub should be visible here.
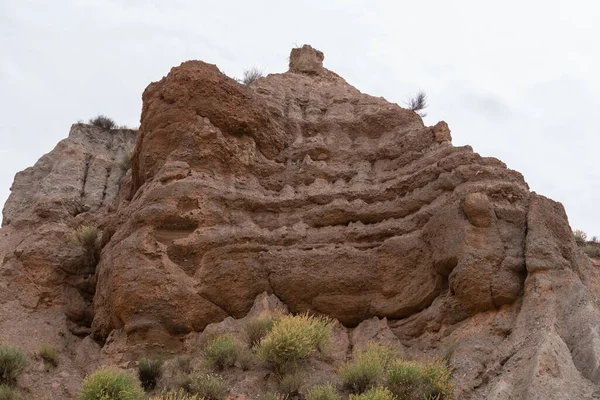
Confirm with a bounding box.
[89,115,116,130]
[417,359,454,400]
[236,348,255,371]
[306,383,341,400]
[406,91,428,118]
[584,245,600,258]
[243,311,281,348]
[0,345,28,385]
[70,225,102,267]
[149,389,202,400]
[203,335,239,371]
[39,345,58,368]
[338,342,400,394]
[79,367,145,400]
[187,373,227,400]
[574,229,588,246]
[256,313,334,372]
[349,386,396,400]
[242,67,264,86]
[386,361,421,399]
[279,371,303,396]
[137,356,164,390]
[0,384,18,400]
[263,394,289,400]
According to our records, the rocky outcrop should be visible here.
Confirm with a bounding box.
[1,45,599,399]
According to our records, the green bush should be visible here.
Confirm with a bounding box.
[70,225,102,267]
[256,313,334,372]
[417,359,454,400]
[306,383,341,400]
[149,389,202,400]
[39,345,58,368]
[187,373,227,400]
[279,371,303,396]
[79,367,144,400]
[338,342,399,394]
[203,335,239,371]
[89,115,116,130]
[0,384,18,400]
[349,386,396,400]
[263,394,289,400]
[386,361,421,399]
[237,348,255,371]
[0,345,28,385]
[243,310,282,348]
[137,356,164,390]
[574,229,588,246]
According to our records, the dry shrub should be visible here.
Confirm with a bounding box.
[79,367,144,400]
[203,335,239,371]
[256,313,334,372]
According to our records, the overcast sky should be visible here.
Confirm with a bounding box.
[1,0,599,236]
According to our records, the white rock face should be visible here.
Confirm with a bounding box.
[2,124,136,227]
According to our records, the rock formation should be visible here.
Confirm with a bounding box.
[1,45,599,399]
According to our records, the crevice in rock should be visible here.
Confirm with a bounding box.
[99,165,112,206]
[80,154,92,200]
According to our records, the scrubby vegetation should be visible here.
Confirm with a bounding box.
[39,344,58,368]
[339,342,400,393]
[70,225,102,268]
[241,67,264,86]
[573,229,600,258]
[574,229,588,246]
[202,335,240,371]
[0,345,28,385]
[149,389,203,400]
[256,313,334,372]
[185,373,228,400]
[243,310,281,348]
[279,370,303,396]
[138,356,164,390]
[406,91,428,118]
[89,115,117,130]
[0,384,18,400]
[349,386,396,400]
[306,383,341,400]
[79,367,145,400]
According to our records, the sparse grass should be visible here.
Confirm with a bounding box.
[149,389,203,400]
[279,370,303,396]
[406,91,428,118]
[89,115,116,130]
[338,342,400,394]
[79,367,145,400]
[175,355,193,374]
[137,356,164,390]
[0,384,18,400]
[70,225,102,268]
[186,373,227,400]
[416,359,454,400]
[39,345,58,368]
[256,313,334,372]
[349,386,396,400]
[236,348,255,371]
[584,245,600,258]
[386,361,421,399]
[263,394,289,400]
[241,67,264,86]
[306,383,341,400]
[574,229,588,246]
[0,345,28,386]
[243,310,282,348]
[202,335,239,371]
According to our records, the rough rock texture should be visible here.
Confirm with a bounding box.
[2,45,600,399]
[0,125,135,398]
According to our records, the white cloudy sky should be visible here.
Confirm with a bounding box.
[1,0,599,236]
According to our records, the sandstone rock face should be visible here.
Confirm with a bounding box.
[2,46,600,399]
[0,124,136,334]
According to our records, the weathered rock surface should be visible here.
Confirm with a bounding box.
[1,45,600,399]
